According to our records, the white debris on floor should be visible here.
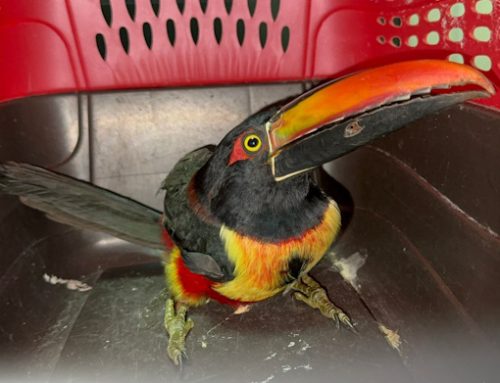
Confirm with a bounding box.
[234,304,251,314]
[294,364,313,371]
[198,314,233,349]
[264,352,277,361]
[298,341,311,354]
[251,374,275,383]
[378,324,402,354]
[201,338,208,349]
[42,273,92,292]
[282,363,313,373]
[331,250,368,291]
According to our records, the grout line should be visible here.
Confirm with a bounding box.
[55,95,86,170]
[87,94,95,183]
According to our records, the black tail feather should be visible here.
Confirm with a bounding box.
[0,162,164,250]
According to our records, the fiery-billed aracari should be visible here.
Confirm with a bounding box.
[0,61,494,365]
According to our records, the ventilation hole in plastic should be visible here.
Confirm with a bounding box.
[248,0,257,17]
[213,17,222,44]
[391,16,402,27]
[406,35,418,47]
[450,2,465,17]
[259,22,267,48]
[448,27,464,42]
[119,27,130,53]
[224,0,233,14]
[448,53,464,64]
[408,14,419,25]
[100,0,112,26]
[376,35,386,44]
[150,0,160,16]
[166,19,176,46]
[143,22,153,49]
[390,36,402,47]
[236,19,245,46]
[377,16,386,25]
[125,0,136,20]
[271,0,280,21]
[200,0,208,13]
[473,55,492,71]
[473,26,491,42]
[190,18,200,45]
[427,8,441,22]
[96,33,106,59]
[475,0,493,14]
[281,26,290,52]
[176,0,185,14]
[425,31,440,45]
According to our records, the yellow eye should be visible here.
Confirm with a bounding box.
[243,134,262,153]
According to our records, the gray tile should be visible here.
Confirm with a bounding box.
[249,83,304,112]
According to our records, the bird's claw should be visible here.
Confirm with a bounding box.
[334,313,340,330]
[291,274,356,332]
[164,298,194,366]
[338,312,358,334]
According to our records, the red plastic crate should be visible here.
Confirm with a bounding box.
[0,0,498,109]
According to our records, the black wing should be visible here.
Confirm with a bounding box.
[161,146,234,282]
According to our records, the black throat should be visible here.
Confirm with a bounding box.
[195,164,330,242]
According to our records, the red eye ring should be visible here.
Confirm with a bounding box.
[228,132,262,165]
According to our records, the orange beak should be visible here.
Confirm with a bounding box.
[267,60,494,180]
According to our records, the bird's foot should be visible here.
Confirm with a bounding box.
[291,274,355,332]
[164,298,194,366]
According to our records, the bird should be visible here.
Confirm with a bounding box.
[0,60,494,365]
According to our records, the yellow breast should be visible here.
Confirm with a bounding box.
[213,201,341,302]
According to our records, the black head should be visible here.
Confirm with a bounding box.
[196,102,313,232]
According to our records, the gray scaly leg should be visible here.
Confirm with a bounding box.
[292,274,355,331]
[164,298,194,366]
